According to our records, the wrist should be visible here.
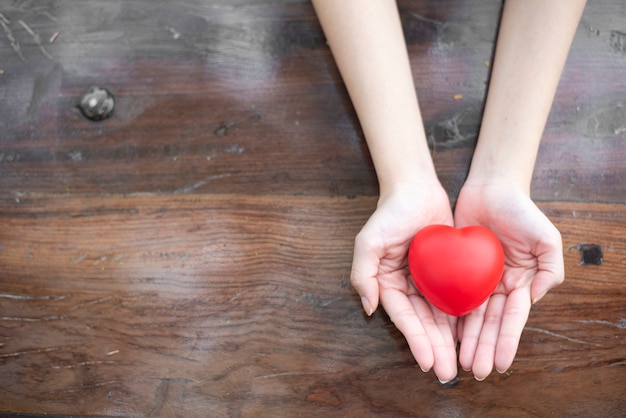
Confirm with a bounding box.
[378,176,446,210]
[465,167,532,196]
[377,157,441,199]
[465,134,536,195]
[460,174,530,200]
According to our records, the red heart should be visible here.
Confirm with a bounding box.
[408,225,504,317]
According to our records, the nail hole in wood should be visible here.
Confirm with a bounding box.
[577,244,604,265]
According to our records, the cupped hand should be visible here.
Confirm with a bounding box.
[454,181,564,380]
[351,182,458,382]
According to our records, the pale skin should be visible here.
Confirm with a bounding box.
[312,0,587,382]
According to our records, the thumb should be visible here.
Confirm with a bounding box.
[531,227,564,304]
[531,256,564,305]
[351,231,381,316]
[531,269,563,304]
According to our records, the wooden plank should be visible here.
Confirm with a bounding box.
[0,0,624,201]
[0,195,623,416]
[0,0,624,415]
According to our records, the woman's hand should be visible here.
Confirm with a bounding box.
[454,181,564,380]
[352,182,459,382]
[451,0,584,381]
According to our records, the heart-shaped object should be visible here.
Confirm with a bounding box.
[408,225,504,317]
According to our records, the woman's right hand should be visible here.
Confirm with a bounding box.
[351,182,459,383]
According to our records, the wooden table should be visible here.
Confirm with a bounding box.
[1,1,624,416]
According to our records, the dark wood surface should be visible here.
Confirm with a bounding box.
[0,1,624,416]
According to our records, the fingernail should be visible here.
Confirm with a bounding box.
[361,297,373,316]
[462,367,471,372]
[420,365,430,373]
[438,376,459,386]
[474,375,486,382]
[495,368,506,374]
[532,290,547,304]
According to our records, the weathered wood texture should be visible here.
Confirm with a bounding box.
[0,0,624,200]
[0,196,624,417]
[0,0,624,416]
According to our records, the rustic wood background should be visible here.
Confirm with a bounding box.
[0,0,624,416]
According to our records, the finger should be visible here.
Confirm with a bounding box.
[350,229,381,315]
[426,305,458,382]
[458,299,488,371]
[531,262,564,304]
[408,276,459,346]
[495,287,532,373]
[380,289,434,373]
[472,294,507,380]
[456,315,465,343]
[407,275,458,381]
[447,312,459,344]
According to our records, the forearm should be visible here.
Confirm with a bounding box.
[312,0,438,195]
[467,0,586,193]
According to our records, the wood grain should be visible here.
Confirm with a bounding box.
[0,0,624,200]
[0,0,624,416]
[0,195,624,417]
